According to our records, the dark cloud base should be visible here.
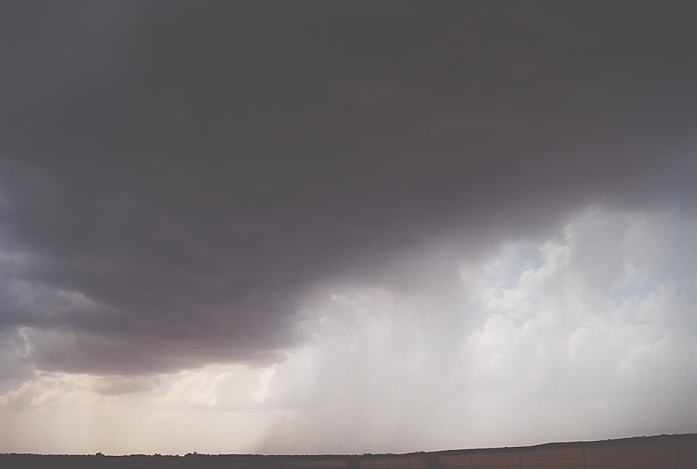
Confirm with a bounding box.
[0,1,695,376]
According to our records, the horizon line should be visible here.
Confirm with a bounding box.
[4,432,696,458]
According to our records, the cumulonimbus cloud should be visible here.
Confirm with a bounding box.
[1,1,694,383]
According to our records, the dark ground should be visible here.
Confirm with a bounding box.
[2,433,696,469]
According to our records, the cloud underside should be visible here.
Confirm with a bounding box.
[0,1,695,453]
[1,1,695,378]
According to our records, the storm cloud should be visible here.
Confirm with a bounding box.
[0,0,695,454]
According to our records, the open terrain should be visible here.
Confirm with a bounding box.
[2,433,696,469]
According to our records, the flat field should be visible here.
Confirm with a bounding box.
[2,433,695,469]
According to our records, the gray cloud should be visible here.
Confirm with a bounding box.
[0,0,695,381]
[258,208,697,453]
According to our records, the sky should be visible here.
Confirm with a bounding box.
[0,0,696,456]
